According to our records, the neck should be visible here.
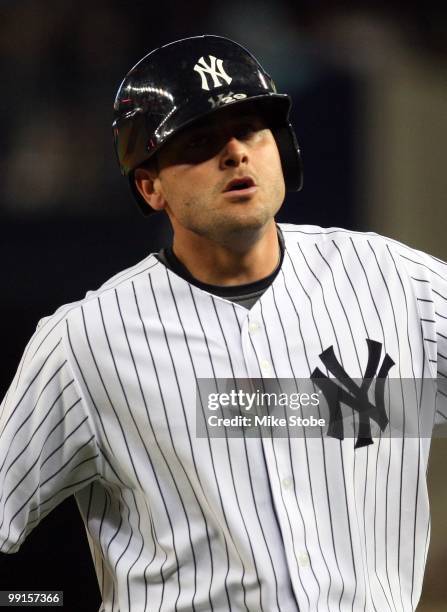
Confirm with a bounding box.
[171,221,280,286]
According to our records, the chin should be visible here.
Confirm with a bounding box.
[208,213,273,244]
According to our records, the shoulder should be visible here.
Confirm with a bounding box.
[278,222,387,255]
[32,252,164,340]
[279,222,388,245]
[278,223,447,293]
[278,222,447,273]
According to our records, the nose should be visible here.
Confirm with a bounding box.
[219,137,249,169]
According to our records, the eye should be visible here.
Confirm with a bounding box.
[186,134,210,149]
[234,118,267,141]
[234,123,258,140]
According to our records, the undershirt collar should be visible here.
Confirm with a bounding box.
[155,226,285,308]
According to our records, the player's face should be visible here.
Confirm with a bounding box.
[146,106,285,245]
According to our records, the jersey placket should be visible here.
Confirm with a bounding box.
[239,297,321,609]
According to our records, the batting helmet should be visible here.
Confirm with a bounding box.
[113,35,303,215]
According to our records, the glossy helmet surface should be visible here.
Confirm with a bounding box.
[113,35,303,214]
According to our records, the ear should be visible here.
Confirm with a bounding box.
[134,167,166,212]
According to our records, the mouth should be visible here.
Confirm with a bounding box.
[223,176,257,197]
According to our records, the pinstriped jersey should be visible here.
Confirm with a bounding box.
[1,223,446,612]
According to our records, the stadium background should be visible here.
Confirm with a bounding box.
[0,1,446,610]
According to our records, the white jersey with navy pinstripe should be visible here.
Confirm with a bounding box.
[1,223,446,612]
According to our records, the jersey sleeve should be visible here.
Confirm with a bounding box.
[428,256,447,425]
[401,247,447,426]
[0,315,102,553]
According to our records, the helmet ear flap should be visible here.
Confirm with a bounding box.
[273,125,303,192]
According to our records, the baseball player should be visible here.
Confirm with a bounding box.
[1,35,446,612]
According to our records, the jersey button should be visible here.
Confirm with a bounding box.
[248,321,260,333]
[260,359,271,374]
[298,552,310,567]
[282,476,293,489]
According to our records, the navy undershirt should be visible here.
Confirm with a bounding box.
[156,227,285,310]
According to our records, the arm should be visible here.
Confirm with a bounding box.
[0,316,101,553]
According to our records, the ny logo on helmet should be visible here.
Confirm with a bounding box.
[193,55,232,91]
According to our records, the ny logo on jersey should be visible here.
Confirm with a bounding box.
[193,55,232,91]
[311,339,395,448]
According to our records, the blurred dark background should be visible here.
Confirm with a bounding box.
[1,1,446,610]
